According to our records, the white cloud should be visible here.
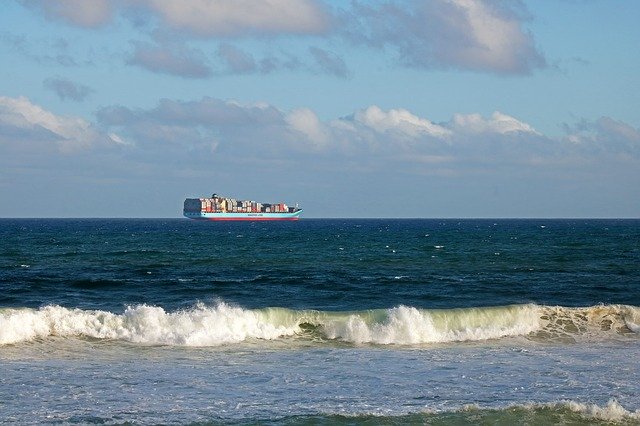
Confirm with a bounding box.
[23,0,330,36]
[0,96,115,152]
[96,97,292,159]
[451,111,539,135]
[563,116,640,158]
[286,108,329,148]
[108,132,129,146]
[444,0,540,73]
[346,0,545,74]
[142,0,330,37]
[90,97,640,171]
[94,99,563,166]
[19,0,545,76]
[353,105,451,138]
[23,0,539,62]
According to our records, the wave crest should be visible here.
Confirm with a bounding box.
[537,304,640,342]
[320,304,541,344]
[563,399,640,422]
[0,303,299,346]
[0,303,638,346]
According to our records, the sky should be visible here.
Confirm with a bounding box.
[0,0,639,218]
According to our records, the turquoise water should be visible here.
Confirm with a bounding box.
[0,219,639,423]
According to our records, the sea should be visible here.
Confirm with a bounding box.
[0,218,639,425]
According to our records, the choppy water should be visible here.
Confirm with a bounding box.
[1,219,639,424]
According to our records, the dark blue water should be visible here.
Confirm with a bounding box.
[1,219,638,311]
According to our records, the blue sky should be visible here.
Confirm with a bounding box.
[0,0,638,218]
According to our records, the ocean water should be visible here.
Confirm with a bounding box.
[0,218,639,424]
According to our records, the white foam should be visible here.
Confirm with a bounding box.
[622,305,640,333]
[562,399,640,422]
[452,399,640,422]
[1,303,638,347]
[0,303,300,346]
[307,304,639,345]
[326,399,640,422]
[539,304,640,340]
[320,304,542,345]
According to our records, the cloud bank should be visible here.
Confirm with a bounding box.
[4,95,637,172]
[91,96,639,174]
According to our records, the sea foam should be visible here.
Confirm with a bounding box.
[0,303,299,346]
[0,303,638,346]
[428,399,640,424]
[318,304,541,344]
[562,399,640,422]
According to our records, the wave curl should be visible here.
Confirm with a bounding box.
[1,303,638,346]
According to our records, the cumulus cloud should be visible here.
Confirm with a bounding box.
[286,108,330,148]
[450,111,539,135]
[97,97,292,159]
[43,77,93,101]
[127,41,212,78]
[101,99,640,183]
[564,117,640,158]
[0,95,119,153]
[1,95,623,173]
[345,0,545,74]
[353,106,451,138]
[93,97,558,169]
[98,99,454,160]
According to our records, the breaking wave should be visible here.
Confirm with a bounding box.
[0,302,638,346]
[304,399,640,425]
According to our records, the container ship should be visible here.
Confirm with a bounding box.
[183,193,302,221]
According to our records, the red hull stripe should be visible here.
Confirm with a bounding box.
[202,217,299,221]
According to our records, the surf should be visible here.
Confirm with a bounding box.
[282,399,640,425]
[1,302,638,346]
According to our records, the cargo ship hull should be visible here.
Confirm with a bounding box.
[184,211,302,221]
